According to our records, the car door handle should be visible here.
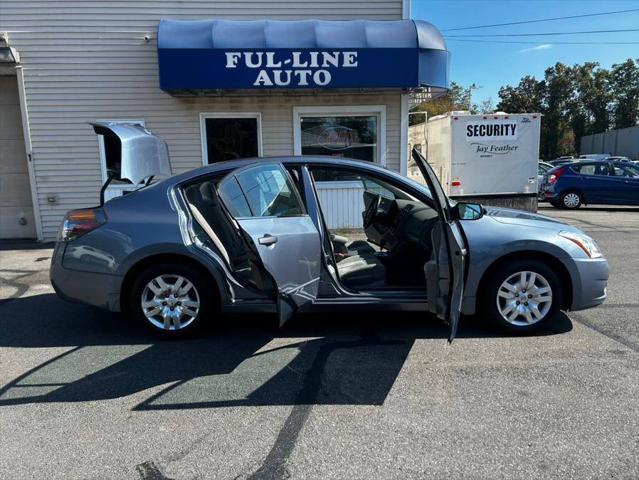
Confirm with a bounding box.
[258,234,278,246]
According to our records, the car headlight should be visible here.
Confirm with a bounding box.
[559,231,603,258]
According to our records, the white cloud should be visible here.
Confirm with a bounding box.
[517,44,553,54]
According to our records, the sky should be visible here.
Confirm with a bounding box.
[411,0,639,106]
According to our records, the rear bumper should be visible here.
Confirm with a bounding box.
[541,186,560,201]
[50,242,123,312]
[570,257,609,311]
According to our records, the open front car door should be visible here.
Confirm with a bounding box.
[413,148,467,342]
[217,162,322,327]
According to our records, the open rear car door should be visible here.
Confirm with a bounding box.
[216,163,322,327]
[413,148,467,342]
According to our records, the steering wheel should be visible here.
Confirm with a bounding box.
[363,194,383,228]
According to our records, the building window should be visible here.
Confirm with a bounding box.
[200,113,262,165]
[293,106,386,166]
[300,115,378,162]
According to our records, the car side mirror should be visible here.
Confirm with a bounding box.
[453,202,484,221]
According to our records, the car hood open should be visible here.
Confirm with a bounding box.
[91,122,172,185]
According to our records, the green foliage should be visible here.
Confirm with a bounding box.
[495,59,639,159]
[409,82,477,125]
[610,59,639,129]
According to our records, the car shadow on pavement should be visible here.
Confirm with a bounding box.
[0,293,573,411]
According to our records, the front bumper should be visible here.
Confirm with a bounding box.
[570,257,609,311]
[50,242,123,312]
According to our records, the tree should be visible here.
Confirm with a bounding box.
[538,63,574,159]
[570,62,612,151]
[496,76,545,113]
[409,82,475,125]
[610,59,639,129]
[495,61,633,159]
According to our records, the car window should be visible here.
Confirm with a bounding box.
[362,178,396,200]
[612,164,639,177]
[310,166,416,201]
[230,164,305,218]
[572,163,609,176]
[217,177,252,217]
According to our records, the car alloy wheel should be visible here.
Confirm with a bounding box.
[140,274,201,331]
[562,192,581,209]
[496,271,552,326]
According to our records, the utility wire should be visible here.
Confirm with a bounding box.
[447,38,639,45]
[441,8,639,31]
[445,28,639,38]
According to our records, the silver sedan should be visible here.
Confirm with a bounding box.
[51,124,609,341]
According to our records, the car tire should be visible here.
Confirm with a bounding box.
[129,262,214,337]
[560,191,582,209]
[482,259,564,334]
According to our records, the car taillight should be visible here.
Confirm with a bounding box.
[60,208,106,242]
[547,167,566,185]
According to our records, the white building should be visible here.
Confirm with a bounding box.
[0,0,449,240]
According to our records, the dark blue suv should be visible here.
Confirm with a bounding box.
[542,161,639,209]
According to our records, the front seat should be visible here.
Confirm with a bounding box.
[331,234,376,258]
[337,253,386,289]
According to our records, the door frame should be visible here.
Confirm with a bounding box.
[301,161,433,302]
[199,112,263,166]
[292,105,387,167]
[14,66,42,240]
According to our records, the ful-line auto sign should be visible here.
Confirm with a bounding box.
[157,48,420,90]
[224,51,359,87]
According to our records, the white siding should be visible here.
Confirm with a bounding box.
[316,181,365,229]
[0,0,404,240]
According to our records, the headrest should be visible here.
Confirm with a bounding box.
[199,182,219,205]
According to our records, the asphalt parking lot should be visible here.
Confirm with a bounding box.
[1,205,638,480]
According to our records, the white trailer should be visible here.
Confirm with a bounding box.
[411,111,541,209]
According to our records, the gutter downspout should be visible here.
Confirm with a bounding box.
[399,0,411,176]
[16,65,43,242]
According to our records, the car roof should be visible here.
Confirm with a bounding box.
[166,155,401,185]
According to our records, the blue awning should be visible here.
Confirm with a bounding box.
[157,19,449,92]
